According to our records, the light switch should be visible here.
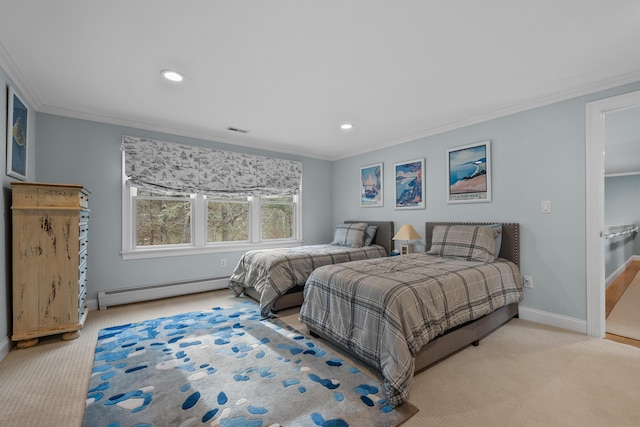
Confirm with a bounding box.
[541,200,551,214]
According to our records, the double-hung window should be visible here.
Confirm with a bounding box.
[121,136,302,260]
[135,189,193,246]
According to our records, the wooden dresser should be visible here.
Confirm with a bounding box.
[11,182,90,348]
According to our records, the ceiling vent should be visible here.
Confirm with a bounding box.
[226,126,250,134]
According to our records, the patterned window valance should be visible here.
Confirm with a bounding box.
[122,136,302,197]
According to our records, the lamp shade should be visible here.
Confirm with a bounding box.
[392,224,421,241]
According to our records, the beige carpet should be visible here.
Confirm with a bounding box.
[1,290,640,426]
[607,271,640,340]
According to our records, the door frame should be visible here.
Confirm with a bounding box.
[586,89,640,337]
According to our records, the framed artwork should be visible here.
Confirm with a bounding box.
[395,158,425,209]
[6,86,28,180]
[360,163,383,207]
[447,140,491,203]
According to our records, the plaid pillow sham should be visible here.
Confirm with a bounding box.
[363,225,378,246]
[330,222,368,247]
[427,225,499,262]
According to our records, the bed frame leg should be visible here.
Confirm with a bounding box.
[472,339,479,346]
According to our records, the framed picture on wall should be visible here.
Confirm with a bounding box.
[447,140,491,203]
[395,158,425,209]
[6,86,28,181]
[360,162,383,207]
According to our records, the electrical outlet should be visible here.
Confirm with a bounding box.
[522,275,533,288]
[221,259,227,267]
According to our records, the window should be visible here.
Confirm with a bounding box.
[135,190,192,246]
[207,197,249,243]
[121,135,303,259]
[122,186,301,260]
[260,196,295,240]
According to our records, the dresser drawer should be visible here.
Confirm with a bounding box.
[79,191,90,209]
[79,223,88,239]
[78,289,87,316]
[12,184,86,208]
[79,236,88,254]
[78,268,87,287]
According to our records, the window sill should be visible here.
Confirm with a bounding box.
[121,240,304,260]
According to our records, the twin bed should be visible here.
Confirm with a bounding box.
[229,220,394,316]
[230,221,522,408]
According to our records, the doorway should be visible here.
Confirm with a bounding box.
[602,105,640,345]
[585,89,640,338]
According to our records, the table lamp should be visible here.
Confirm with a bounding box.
[393,224,421,254]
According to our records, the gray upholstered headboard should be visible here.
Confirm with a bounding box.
[424,222,520,266]
[345,220,394,256]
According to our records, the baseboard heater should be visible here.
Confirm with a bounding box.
[97,276,229,310]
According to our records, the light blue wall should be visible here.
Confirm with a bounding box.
[2,60,640,352]
[33,114,333,304]
[604,175,640,278]
[1,70,38,350]
[332,81,640,321]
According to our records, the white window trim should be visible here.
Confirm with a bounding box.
[121,165,303,260]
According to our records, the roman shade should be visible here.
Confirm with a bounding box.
[122,135,302,197]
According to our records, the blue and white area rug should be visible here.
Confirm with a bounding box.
[83,302,417,426]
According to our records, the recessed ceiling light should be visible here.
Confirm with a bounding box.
[340,123,353,130]
[161,69,184,82]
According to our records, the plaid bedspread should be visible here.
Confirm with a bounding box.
[229,244,387,317]
[299,253,522,407]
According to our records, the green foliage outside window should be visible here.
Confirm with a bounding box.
[207,199,249,242]
[136,192,191,246]
[261,197,294,240]
[134,190,295,247]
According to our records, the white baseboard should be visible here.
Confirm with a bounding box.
[97,276,230,310]
[606,255,640,287]
[518,305,587,334]
[0,278,229,363]
[0,335,10,364]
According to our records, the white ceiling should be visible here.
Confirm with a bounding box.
[1,1,640,161]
